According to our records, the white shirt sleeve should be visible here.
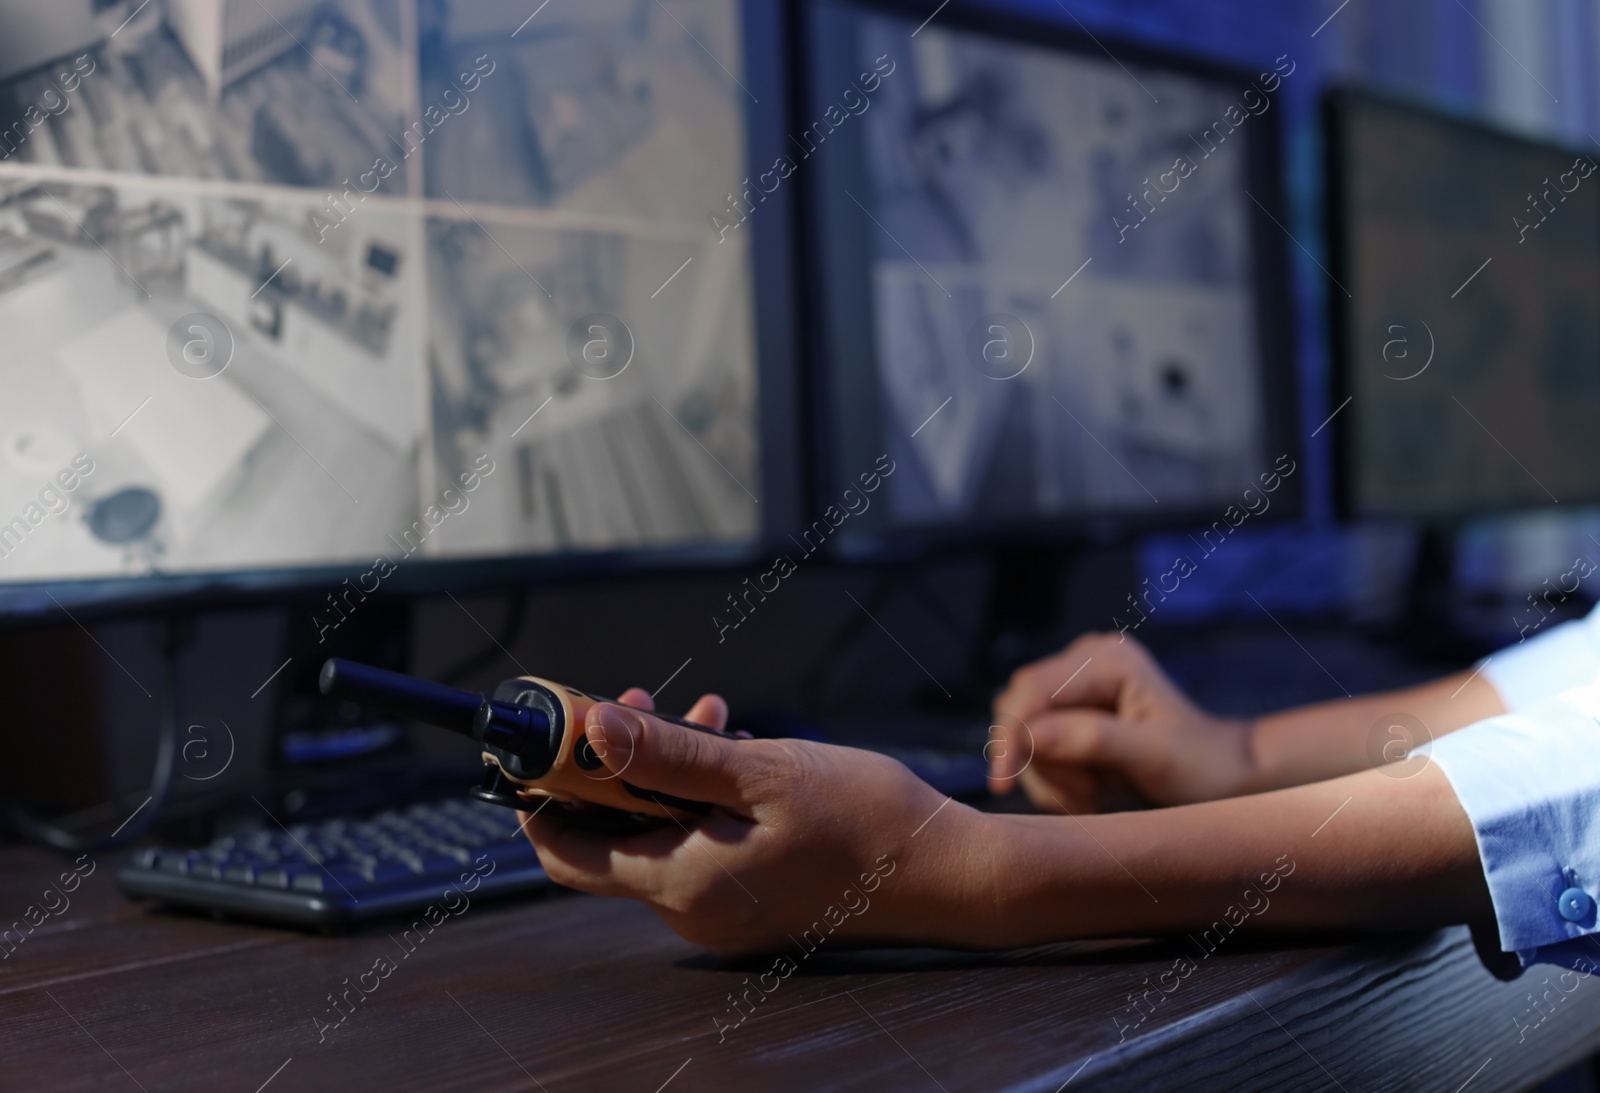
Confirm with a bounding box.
[1481,602,1600,711]
[1427,681,1600,976]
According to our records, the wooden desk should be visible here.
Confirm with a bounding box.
[2,844,1598,1092]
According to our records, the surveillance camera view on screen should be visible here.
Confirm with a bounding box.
[829,9,1269,530]
[0,0,757,588]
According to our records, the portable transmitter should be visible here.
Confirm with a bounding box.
[319,659,738,833]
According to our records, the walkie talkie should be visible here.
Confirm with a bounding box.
[319,659,738,834]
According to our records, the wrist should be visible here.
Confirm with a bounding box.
[977,811,1202,946]
[1170,714,1263,803]
[969,812,1131,946]
[1226,715,1269,797]
[878,803,1013,948]
[892,808,1104,950]
[889,808,1191,948]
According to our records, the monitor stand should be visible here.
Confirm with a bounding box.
[978,544,1140,685]
[261,600,448,822]
[981,547,1065,683]
[1387,526,1499,664]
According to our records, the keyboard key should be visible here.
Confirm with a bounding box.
[429,844,474,865]
[418,855,465,877]
[154,852,190,875]
[292,869,365,894]
[358,862,416,887]
[260,864,313,888]
[436,826,489,849]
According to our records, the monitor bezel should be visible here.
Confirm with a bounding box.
[791,0,1304,562]
[0,0,806,627]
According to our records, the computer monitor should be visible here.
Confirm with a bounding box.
[798,0,1299,557]
[0,0,796,623]
[1327,90,1600,520]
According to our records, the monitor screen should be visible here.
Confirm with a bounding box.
[1328,91,1600,520]
[0,0,764,618]
[801,1,1296,553]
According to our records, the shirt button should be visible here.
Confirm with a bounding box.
[1558,887,1594,923]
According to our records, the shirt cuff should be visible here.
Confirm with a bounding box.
[1481,603,1600,712]
[1427,682,1600,975]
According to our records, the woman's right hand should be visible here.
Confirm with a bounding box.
[988,633,1260,813]
[520,697,1005,955]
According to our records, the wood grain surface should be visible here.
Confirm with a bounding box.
[0,845,1597,1092]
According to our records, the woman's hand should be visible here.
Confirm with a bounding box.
[989,633,1259,812]
[519,689,1001,955]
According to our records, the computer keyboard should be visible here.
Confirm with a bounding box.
[117,797,550,930]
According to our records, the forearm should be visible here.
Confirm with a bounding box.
[920,765,1492,949]
[1238,670,1506,794]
